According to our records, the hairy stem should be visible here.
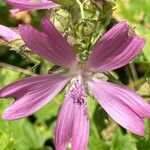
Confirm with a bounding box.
[0,62,36,76]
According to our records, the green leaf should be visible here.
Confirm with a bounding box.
[111,129,137,150]
[0,131,14,150]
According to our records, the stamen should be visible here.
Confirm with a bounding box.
[70,79,86,106]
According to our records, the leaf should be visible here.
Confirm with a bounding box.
[88,97,109,149]
[89,131,109,150]
[0,131,14,150]
[137,81,150,101]
[111,129,137,150]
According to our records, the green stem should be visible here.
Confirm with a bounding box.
[76,0,85,19]
[129,62,138,81]
[91,121,100,139]
[0,62,36,76]
[91,28,105,46]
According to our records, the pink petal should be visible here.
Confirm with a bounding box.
[55,98,74,150]
[5,0,59,13]
[72,103,90,150]
[41,17,77,67]
[0,24,20,41]
[19,24,77,68]
[0,73,70,120]
[86,22,146,72]
[55,79,89,150]
[10,8,20,14]
[88,78,145,136]
[92,80,150,118]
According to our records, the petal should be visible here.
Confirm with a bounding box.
[72,103,90,150]
[41,17,77,67]
[5,0,59,13]
[90,79,150,118]
[55,79,89,150]
[88,78,145,136]
[0,24,20,41]
[0,73,70,120]
[86,22,146,72]
[19,24,76,68]
[55,97,74,150]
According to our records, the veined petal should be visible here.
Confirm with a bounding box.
[86,22,145,72]
[88,78,145,136]
[72,102,89,150]
[0,73,70,120]
[55,79,89,150]
[41,17,77,67]
[0,24,20,41]
[5,0,59,13]
[55,97,74,150]
[91,80,150,118]
[19,24,77,68]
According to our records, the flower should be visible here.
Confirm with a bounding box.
[0,24,20,41]
[0,17,149,150]
[5,0,59,14]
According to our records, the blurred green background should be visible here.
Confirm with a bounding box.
[0,0,150,150]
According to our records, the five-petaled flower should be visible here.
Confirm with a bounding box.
[0,17,149,150]
[5,0,59,14]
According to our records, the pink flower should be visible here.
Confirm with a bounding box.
[0,24,20,41]
[0,18,149,149]
[5,0,59,14]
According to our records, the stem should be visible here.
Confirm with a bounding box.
[76,0,85,19]
[91,28,105,46]
[129,62,138,81]
[0,62,36,76]
[91,121,100,139]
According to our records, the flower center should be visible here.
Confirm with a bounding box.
[69,61,87,77]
